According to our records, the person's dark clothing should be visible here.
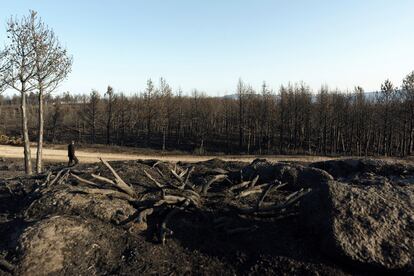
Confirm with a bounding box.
[68,144,79,166]
[68,144,75,157]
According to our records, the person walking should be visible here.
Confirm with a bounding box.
[68,140,79,166]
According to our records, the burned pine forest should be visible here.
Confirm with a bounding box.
[1,77,414,157]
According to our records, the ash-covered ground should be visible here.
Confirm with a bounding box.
[0,157,413,275]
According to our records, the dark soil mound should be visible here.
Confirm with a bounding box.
[0,157,412,275]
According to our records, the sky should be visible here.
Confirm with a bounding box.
[1,0,414,96]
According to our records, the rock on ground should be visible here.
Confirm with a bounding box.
[302,180,414,273]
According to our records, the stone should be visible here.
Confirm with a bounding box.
[302,180,414,273]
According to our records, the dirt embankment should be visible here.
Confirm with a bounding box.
[0,157,412,275]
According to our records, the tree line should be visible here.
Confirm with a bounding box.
[2,74,414,159]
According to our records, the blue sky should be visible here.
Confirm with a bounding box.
[1,0,414,96]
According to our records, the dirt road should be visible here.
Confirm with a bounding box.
[0,144,338,163]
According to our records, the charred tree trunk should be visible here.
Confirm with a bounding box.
[409,110,414,155]
[106,96,112,145]
[162,128,166,151]
[21,91,32,175]
[36,89,44,173]
[239,103,243,150]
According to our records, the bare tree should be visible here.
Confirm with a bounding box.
[105,86,114,145]
[279,86,287,154]
[116,92,129,146]
[48,98,63,143]
[0,13,38,175]
[237,78,245,150]
[81,90,101,143]
[176,88,184,145]
[259,82,271,153]
[143,79,156,146]
[315,86,330,155]
[0,50,7,93]
[29,10,72,173]
[159,78,173,151]
[377,79,396,156]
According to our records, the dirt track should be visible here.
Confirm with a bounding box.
[0,144,338,163]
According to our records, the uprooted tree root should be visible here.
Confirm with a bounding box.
[54,159,310,243]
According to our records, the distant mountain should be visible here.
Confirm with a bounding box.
[364,91,377,101]
[222,94,239,99]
